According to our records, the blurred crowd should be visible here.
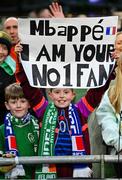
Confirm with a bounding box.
[0,1,122,30]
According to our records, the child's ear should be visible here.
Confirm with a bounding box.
[72,91,76,100]
[28,103,31,109]
[4,102,10,110]
[48,91,53,100]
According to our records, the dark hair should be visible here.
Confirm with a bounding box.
[5,83,25,102]
[48,88,74,92]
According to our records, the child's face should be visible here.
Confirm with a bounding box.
[0,44,8,64]
[115,34,122,55]
[48,88,76,108]
[5,98,30,118]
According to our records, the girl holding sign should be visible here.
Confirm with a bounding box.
[96,51,122,178]
[88,31,122,178]
[96,32,122,178]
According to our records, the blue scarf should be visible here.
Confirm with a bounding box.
[4,112,39,179]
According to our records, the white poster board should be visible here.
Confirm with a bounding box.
[18,16,118,88]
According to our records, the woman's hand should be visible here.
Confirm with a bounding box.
[111,51,120,60]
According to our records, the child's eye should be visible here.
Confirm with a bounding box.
[10,100,16,104]
[54,91,60,94]
[21,100,26,103]
[64,90,70,94]
[2,45,8,50]
[20,98,27,103]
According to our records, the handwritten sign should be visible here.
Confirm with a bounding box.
[18,16,118,88]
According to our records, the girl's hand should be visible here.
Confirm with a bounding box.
[111,51,120,60]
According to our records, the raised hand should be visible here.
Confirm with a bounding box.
[111,50,120,60]
[49,2,65,18]
[15,42,23,55]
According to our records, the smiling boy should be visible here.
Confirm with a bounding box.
[14,53,116,179]
[0,83,39,179]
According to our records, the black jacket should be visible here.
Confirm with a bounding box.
[0,67,16,123]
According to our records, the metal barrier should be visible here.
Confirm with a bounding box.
[0,155,121,179]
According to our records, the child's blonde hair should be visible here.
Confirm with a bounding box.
[109,53,122,113]
[5,83,25,102]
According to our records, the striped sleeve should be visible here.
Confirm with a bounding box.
[16,62,48,118]
[76,96,95,118]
